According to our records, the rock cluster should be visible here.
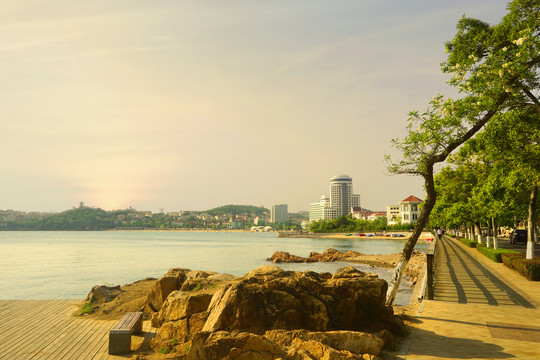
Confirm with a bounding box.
[267,248,364,263]
[86,285,123,304]
[145,265,403,359]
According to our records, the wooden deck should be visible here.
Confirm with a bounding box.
[0,300,156,360]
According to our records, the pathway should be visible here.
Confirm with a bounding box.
[400,236,540,360]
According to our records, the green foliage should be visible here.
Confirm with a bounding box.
[501,252,526,268]
[159,347,170,354]
[0,204,272,231]
[460,238,478,247]
[309,216,413,233]
[502,253,540,281]
[514,258,540,281]
[5,207,116,231]
[78,301,96,316]
[205,205,269,216]
[385,0,540,305]
[476,245,519,262]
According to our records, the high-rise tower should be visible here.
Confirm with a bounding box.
[309,174,361,221]
[330,175,353,217]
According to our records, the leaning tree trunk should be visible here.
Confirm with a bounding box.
[527,183,537,260]
[386,165,437,306]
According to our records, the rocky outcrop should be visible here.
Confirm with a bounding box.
[144,265,403,359]
[86,285,122,304]
[183,329,387,360]
[147,269,236,343]
[203,265,396,335]
[267,248,364,263]
[145,268,235,313]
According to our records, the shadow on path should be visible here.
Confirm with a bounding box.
[406,326,515,359]
[435,238,534,308]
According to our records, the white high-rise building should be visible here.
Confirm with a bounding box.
[309,175,361,221]
[271,204,288,223]
[330,175,353,218]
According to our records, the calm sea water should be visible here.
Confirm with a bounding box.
[0,231,429,305]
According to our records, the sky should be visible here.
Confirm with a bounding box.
[0,0,511,213]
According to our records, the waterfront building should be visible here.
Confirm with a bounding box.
[271,204,288,223]
[309,175,361,221]
[309,196,329,222]
[387,195,423,225]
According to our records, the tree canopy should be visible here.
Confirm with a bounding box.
[385,0,540,305]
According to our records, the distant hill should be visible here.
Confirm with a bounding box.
[205,205,269,216]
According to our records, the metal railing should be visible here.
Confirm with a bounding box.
[418,230,439,301]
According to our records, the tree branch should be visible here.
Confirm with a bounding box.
[521,87,540,113]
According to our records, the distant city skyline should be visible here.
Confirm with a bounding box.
[0,1,510,213]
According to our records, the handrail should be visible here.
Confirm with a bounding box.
[418,230,439,301]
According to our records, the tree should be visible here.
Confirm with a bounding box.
[385,0,540,305]
[468,108,539,257]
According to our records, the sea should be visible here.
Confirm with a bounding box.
[0,231,430,305]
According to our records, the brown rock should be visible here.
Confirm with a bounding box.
[268,248,365,264]
[146,268,190,312]
[203,266,395,335]
[264,330,384,356]
[267,251,314,263]
[289,337,364,360]
[186,331,287,360]
[155,291,213,327]
[86,285,122,304]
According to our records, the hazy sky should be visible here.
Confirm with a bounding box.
[1,0,510,213]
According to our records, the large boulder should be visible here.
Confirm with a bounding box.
[187,331,287,360]
[145,268,235,313]
[203,266,395,335]
[146,268,190,312]
[185,329,385,360]
[265,329,384,356]
[151,272,237,341]
[267,248,365,263]
[86,285,122,304]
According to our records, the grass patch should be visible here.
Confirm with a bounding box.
[77,301,97,316]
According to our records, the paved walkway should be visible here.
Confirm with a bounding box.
[401,236,540,360]
[0,300,156,360]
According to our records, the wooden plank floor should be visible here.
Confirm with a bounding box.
[0,300,156,360]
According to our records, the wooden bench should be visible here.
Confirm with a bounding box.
[109,312,143,354]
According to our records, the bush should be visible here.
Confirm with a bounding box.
[501,253,524,269]
[501,253,540,281]
[476,246,519,263]
[460,238,478,248]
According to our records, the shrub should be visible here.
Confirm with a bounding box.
[477,246,519,263]
[501,253,540,281]
[460,238,477,248]
[501,253,524,270]
[513,258,540,281]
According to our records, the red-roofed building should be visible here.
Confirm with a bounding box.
[387,195,423,225]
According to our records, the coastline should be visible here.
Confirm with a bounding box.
[278,231,435,241]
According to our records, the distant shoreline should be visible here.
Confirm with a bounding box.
[278,231,435,241]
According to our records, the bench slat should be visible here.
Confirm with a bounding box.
[112,312,142,331]
[109,312,143,354]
